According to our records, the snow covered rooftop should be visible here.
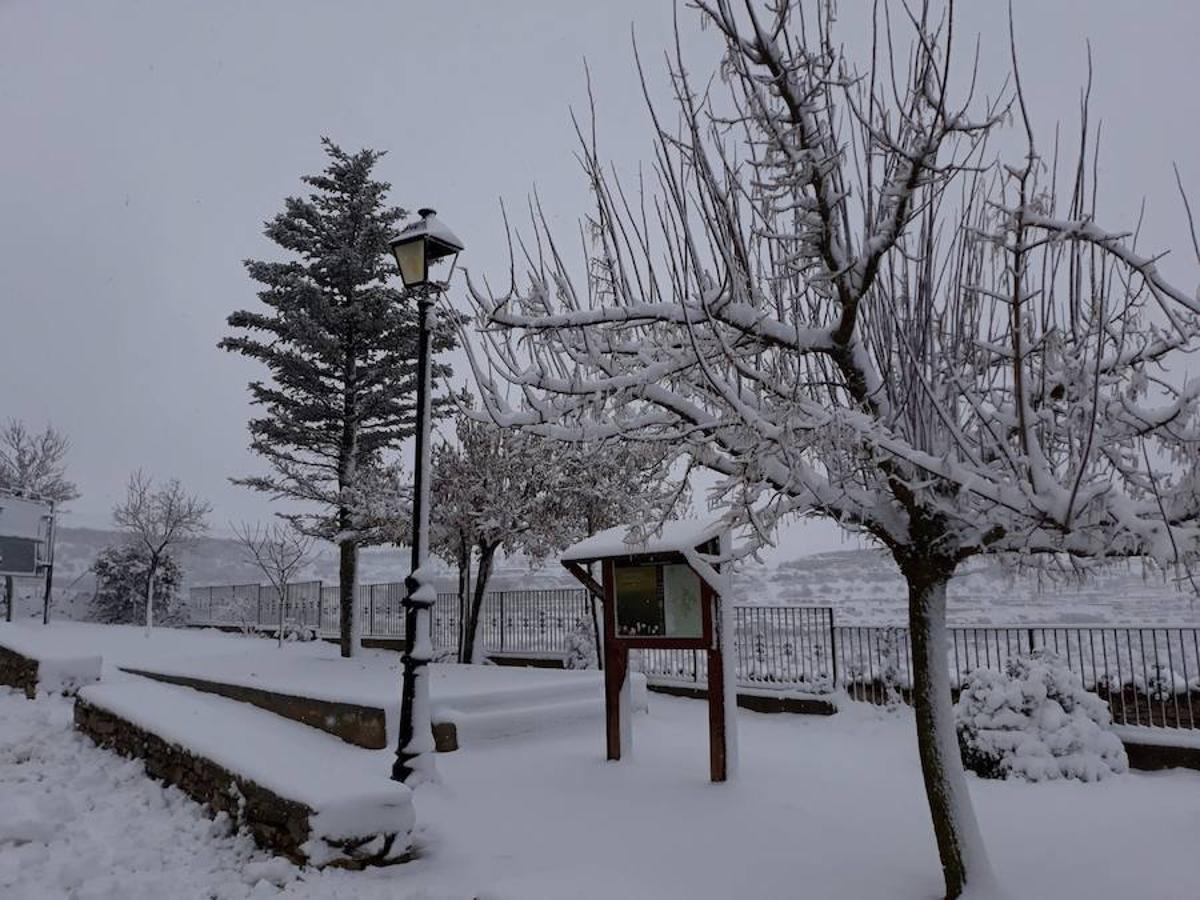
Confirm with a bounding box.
[561,518,726,563]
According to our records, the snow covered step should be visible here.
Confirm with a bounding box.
[112,655,638,752]
[74,679,413,868]
[0,626,102,699]
[118,665,389,749]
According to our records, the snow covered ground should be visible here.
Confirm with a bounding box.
[0,622,644,747]
[4,672,1200,898]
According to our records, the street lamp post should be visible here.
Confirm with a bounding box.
[389,208,464,785]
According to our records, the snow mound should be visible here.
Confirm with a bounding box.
[956,651,1128,782]
[34,654,103,696]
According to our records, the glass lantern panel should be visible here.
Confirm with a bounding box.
[663,564,703,638]
[392,239,426,287]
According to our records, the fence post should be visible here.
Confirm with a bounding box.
[499,591,506,654]
[828,607,839,688]
[369,587,375,640]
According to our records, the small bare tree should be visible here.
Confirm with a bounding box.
[0,420,80,504]
[233,521,315,647]
[113,471,211,635]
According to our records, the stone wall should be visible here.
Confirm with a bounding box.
[74,698,408,868]
[0,645,39,699]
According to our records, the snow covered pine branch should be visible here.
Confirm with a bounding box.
[460,2,1200,897]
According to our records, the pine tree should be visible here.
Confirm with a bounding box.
[220,138,452,657]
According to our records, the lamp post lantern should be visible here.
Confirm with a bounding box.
[389,208,463,785]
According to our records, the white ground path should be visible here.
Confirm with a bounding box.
[2,625,1199,899]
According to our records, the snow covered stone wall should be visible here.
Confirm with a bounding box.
[956,652,1128,782]
[73,694,412,868]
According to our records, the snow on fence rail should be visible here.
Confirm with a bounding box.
[188,583,1200,731]
[188,583,594,657]
[835,625,1200,730]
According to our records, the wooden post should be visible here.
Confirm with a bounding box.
[706,644,727,783]
[601,559,628,761]
[4,576,13,623]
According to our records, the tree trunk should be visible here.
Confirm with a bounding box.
[905,566,993,899]
[338,329,359,658]
[41,561,53,625]
[461,543,496,665]
[587,561,603,670]
[456,534,472,663]
[144,565,156,636]
[338,536,357,658]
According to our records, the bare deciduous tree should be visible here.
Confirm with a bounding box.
[233,521,315,648]
[0,420,80,504]
[462,3,1200,896]
[113,471,211,635]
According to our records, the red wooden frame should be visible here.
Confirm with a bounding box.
[565,553,729,782]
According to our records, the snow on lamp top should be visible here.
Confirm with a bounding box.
[388,208,464,289]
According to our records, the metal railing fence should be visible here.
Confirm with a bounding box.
[834,624,1200,730]
[189,583,594,658]
[633,606,837,691]
[188,581,1200,731]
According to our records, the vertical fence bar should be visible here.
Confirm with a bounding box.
[828,608,838,690]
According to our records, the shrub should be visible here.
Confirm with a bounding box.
[955,651,1127,782]
[564,618,598,670]
[89,544,182,625]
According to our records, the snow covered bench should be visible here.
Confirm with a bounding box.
[0,629,102,699]
[74,679,414,868]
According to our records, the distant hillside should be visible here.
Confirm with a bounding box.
[8,527,1194,627]
[734,550,1199,626]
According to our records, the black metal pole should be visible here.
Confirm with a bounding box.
[394,288,436,783]
[41,502,55,625]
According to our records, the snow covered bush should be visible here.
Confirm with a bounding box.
[89,545,182,625]
[564,619,598,670]
[956,652,1127,782]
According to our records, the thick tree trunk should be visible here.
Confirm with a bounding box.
[338,536,358,658]
[461,543,496,665]
[905,566,993,899]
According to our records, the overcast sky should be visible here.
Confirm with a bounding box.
[2,1,1198,562]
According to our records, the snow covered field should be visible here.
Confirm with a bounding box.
[3,626,1200,899]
